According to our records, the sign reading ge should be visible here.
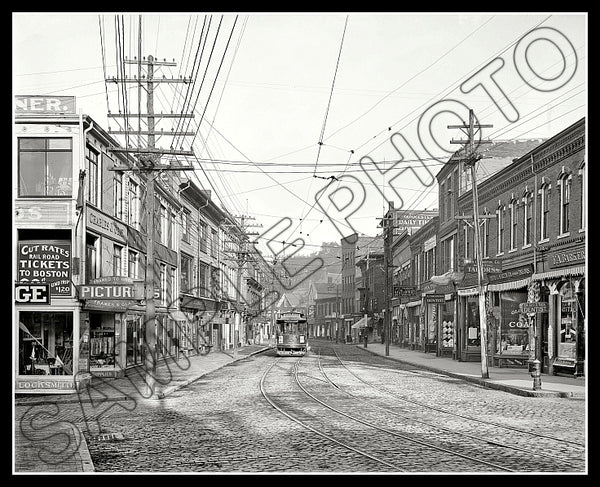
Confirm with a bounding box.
[15,283,51,304]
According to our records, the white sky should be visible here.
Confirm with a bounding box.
[13,11,587,258]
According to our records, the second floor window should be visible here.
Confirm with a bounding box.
[128,250,139,279]
[86,146,99,206]
[180,254,192,293]
[483,214,490,258]
[559,175,571,235]
[579,164,586,231]
[128,180,139,229]
[509,200,518,251]
[18,137,73,197]
[113,173,123,220]
[523,193,532,246]
[199,221,208,253]
[497,205,505,254]
[539,183,550,240]
[113,244,123,277]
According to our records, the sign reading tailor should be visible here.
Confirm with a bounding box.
[17,242,71,296]
[15,95,76,114]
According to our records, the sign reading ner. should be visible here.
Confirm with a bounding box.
[15,95,76,114]
[78,284,144,300]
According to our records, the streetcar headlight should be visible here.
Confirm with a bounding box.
[278,336,283,344]
[299,335,305,343]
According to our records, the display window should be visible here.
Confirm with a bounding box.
[18,311,73,376]
[558,282,578,360]
[441,300,454,349]
[126,314,144,366]
[499,291,529,355]
[465,297,480,347]
[89,313,118,370]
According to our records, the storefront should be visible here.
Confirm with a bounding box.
[405,300,421,350]
[423,293,445,353]
[15,235,92,393]
[78,278,145,377]
[532,246,585,377]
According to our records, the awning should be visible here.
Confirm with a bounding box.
[458,287,479,296]
[351,317,372,329]
[405,300,422,308]
[487,277,531,292]
[532,266,585,281]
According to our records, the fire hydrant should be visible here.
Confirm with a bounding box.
[528,359,542,391]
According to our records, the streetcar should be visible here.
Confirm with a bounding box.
[275,310,308,356]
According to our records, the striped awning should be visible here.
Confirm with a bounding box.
[457,287,479,296]
[487,277,531,292]
[532,266,585,281]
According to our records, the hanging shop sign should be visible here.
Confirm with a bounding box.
[519,302,549,314]
[425,294,446,304]
[17,241,72,296]
[15,283,51,304]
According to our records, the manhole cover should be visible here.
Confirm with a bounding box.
[93,432,125,442]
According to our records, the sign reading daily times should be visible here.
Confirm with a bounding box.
[15,95,76,115]
[17,242,72,296]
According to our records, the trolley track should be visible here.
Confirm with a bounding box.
[324,345,585,464]
[312,348,584,471]
[261,355,524,472]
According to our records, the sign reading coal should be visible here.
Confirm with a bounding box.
[17,242,71,296]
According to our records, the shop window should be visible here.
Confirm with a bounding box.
[466,297,480,347]
[498,292,529,355]
[558,282,579,360]
[18,137,73,197]
[126,315,144,366]
[89,313,118,370]
[18,311,73,376]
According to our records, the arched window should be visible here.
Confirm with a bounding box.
[496,202,505,255]
[509,195,518,251]
[558,169,572,236]
[522,189,533,247]
[538,178,551,241]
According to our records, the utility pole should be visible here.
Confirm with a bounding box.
[107,50,194,398]
[449,109,493,379]
[222,214,262,357]
[377,202,395,357]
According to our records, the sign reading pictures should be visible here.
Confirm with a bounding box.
[17,242,72,296]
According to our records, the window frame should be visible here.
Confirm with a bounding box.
[18,137,73,198]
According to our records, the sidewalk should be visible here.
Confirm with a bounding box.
[13,343,272,473]
[356,340,586,399]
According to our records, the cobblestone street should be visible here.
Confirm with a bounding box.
[24,342,582,474]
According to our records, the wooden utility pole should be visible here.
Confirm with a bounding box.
[221,214,261,357]
[449,109,493,379]
[108,52,194,398]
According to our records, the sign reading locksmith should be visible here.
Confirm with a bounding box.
[78,283,144,300]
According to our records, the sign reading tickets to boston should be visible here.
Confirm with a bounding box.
[17,242,71,296]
